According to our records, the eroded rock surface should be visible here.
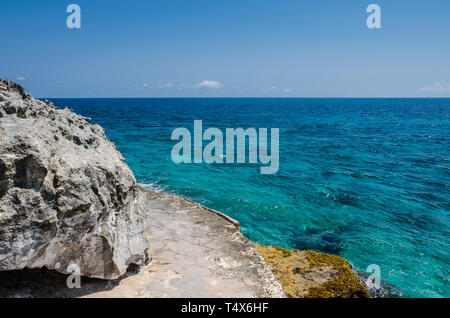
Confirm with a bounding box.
[0,79,148,279]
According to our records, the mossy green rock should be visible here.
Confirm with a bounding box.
[255,245,371,298]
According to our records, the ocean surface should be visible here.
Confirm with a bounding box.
[48,98,449,298]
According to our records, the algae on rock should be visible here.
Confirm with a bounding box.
[255,244,371,298]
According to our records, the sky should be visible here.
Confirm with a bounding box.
[0,0,449,98]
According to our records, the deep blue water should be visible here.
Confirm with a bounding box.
[49,98,449,298]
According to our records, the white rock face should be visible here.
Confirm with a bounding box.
[0,79,149,279]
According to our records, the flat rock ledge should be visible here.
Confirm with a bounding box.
[84,190,287,298]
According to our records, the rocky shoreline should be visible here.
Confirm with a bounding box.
[0,187,371,298]
[0,79,371,298]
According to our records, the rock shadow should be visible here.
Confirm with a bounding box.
[0,264,141,298]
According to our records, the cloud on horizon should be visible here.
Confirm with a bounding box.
[136,80,224,94]
[262,86,278,92]
[193,80,224,89]
[262,86,294,93]
[419,82,450,93]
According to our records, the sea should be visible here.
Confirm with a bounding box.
[48,98,449,298]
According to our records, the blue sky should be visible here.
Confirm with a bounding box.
[1,0,449,97]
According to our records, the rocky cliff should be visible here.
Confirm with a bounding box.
[0,79,148,279]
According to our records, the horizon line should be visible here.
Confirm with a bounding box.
[40,96,450,99]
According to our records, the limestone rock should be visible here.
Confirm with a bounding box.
[0,79,148,279]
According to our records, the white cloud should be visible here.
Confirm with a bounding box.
[262,86,295,94]
[419,82,450,93]
[262,86,278,92]
[159,83,174,89]
[16,77,25,81]
[193,80,223,89]
[141,82,174,89]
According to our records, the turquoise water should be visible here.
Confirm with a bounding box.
[49,98,449,297]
